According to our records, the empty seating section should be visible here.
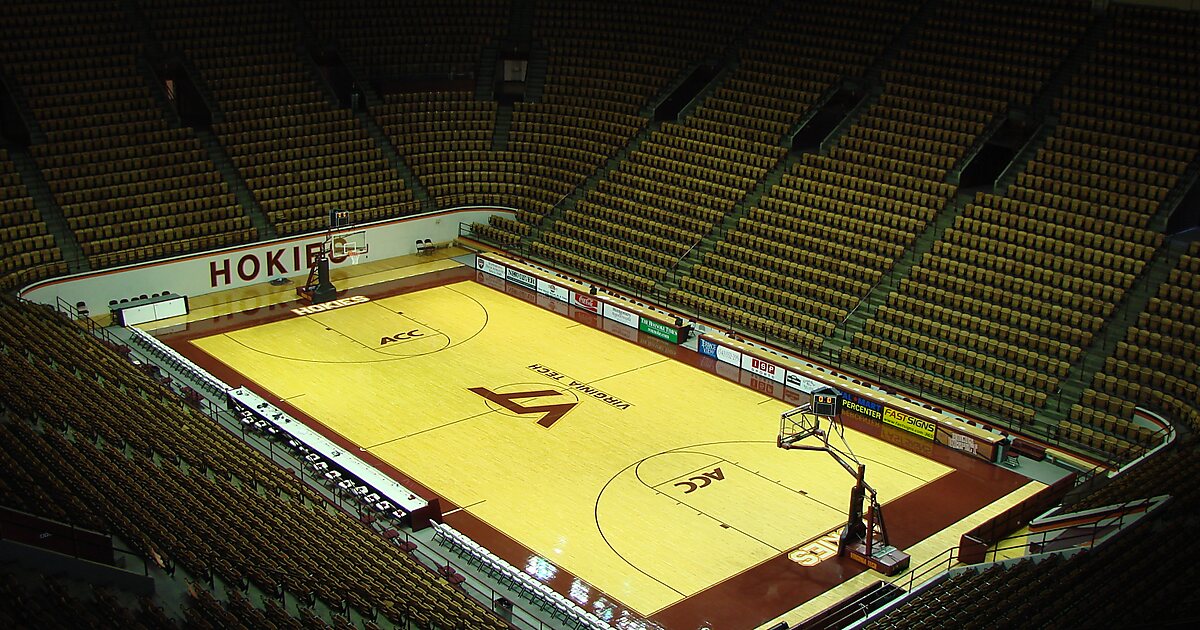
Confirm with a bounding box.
[298,0,509,80]
[869,5,1200,585]
[851,0,1090,197]
[691,0,916,147]
[0,1,250,268]
[373,91,638,228]
[677,2,927,346]
[536,0,753,116]
[547,1,912,319]
[886,0,1089,110]
[526,0,766,283]
[1074,243,1200,459]
[139,0,413,236]
[0,294,504,628]
[844,1,1128,427]
[0,150,65,290]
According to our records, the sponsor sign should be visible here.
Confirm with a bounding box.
[698,337,719,359]
[638,317,679,344]
[785,370,827,394]
[842,394,884,421]
[505,267,536,289]
[477,256,506,278]
[715,344,741,366]
[572,292,600,314]
[742,355,784,383]
[536,278,572,303]
[948,432,979,456]
[603,302,639,329]
[883,407,936,440]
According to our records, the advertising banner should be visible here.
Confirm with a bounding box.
[603,302,639,329]
[742,355,784,383]
[785,370,828,394]
[883,407,936,440]
[638,317,679,343]
[505,267,536,289]
[842,393,885,421]
[477,256,506,278]
[716,344,741,366]
[536,278,572,303]
[572,292,600,313]
[698,337,719,359]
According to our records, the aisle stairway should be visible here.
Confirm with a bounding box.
[7,148,87,273]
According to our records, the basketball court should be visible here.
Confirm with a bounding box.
[156,254,1039,629]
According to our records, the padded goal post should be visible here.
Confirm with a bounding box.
[776,391,910,576]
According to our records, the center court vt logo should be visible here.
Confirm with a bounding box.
[467,387,579,428]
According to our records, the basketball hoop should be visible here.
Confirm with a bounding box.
[346,248,364,265]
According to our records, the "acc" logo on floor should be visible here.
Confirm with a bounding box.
[675,468,725,494]
[468,387,579,427]
[379,330,423,345]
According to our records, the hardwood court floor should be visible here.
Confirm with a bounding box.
[165,267,1035,629]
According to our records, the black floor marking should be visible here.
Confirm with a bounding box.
[217,286,490,364]
[634,450,790,554]
[593,439,798,596]
[315,316,380,352]
[649,456,725,489]
[376,302,445,337]
[587,358,670,386]
[361,409,494,450]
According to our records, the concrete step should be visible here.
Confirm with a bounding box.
[492,104,513,151]
[195,129,274,241]
[8,148,88,273]
[356,111,430,206]
[524,43,548,103]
